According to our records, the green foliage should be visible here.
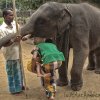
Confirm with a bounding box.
[0,17,3,25]
[64,0,81,3]
[16,0,43,10]
[0,0,100,11]
[85,0,100,7]
[91,0,100,3]
[0,0,81,10]
[0,0,12,9]
[32,0,43,9]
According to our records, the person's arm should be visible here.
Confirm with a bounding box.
[14,35,22,42]
[32,46,41,62]
[13,22,22,42]
[32,46,38,59]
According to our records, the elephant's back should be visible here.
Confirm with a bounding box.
[66,3,100,50]
[67,3,100,23]
[65,3,90,29]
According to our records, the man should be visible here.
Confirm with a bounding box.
[0,8,24,94]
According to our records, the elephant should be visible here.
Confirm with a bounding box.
[87,47,100,74]
[0,2,100,91]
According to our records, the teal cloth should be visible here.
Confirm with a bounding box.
[6,60,23,93]
[37,43,65,64]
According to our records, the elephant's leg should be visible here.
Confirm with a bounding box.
[71,49,88,91]
[69,22,90,90]
[94,47,100,74]
[87,51,95,70]
[56,33,69,86]
[57,61,69,86]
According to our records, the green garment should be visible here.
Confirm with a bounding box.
[37,43,65,64]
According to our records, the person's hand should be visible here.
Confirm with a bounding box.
[36,57,41,62]
[21,37,28,41]
[21,34,31,41]
[43,73,51,77]
[14,35,22,42]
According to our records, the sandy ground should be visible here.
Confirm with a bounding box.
[0,41,100,100]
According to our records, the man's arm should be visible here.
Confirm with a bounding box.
[31,46,41,62]
[32,46,38,59]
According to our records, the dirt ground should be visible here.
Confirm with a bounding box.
[0,41,100,100]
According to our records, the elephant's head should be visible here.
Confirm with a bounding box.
[0,2,72,47]
[21,2,71,38]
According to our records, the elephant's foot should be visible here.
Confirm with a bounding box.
[56,79,68,86]
[86,64,95,71]
[95,68,100,74]
[70,80,83,91]
[71,83,83,91]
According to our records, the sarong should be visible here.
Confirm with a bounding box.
[6,60,23,93]
[41,61,62,98]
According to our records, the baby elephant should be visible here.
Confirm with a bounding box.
[0,2,100,91]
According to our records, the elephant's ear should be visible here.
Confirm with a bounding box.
[57,9,71,34]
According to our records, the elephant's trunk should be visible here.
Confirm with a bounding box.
[20,13,37,37]
[0,24,33,48]
[0,17,34,48]
[0,33,17,48]
[20,22,34,37]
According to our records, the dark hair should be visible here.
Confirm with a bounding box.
[2,8,13,17]
[45,38,53,43]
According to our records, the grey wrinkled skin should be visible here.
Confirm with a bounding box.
[0,34,16,48]
[0,2,100,91]
[21,2,100,91]
[87,48,100,74]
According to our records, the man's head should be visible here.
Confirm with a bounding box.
[3,8,14,25]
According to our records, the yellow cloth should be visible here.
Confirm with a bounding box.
[27,60,32,72]
[27,59,37,73]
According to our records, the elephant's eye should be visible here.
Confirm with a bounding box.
[37,18,46,25]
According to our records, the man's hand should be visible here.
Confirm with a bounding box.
[14,35,22,42]
[22,34,31,41]
[3,35,21,47]
[21,37,28,41]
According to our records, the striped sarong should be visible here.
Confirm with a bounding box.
[6,60,23,93]
[41,61,62,98]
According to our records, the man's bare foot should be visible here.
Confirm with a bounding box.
[11,91,23,96]
[22,86,29,90]
[49,96,54,100]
